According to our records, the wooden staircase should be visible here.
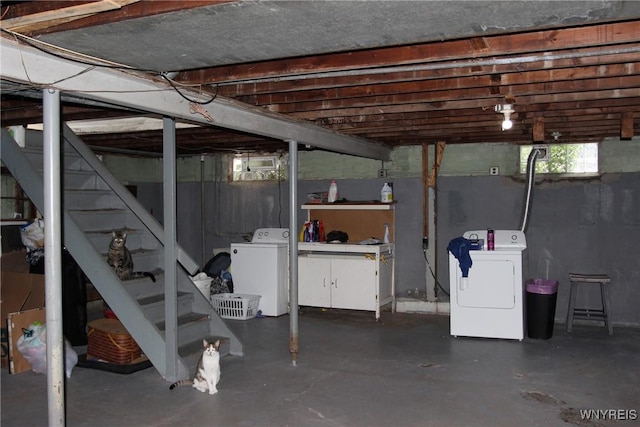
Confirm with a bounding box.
[1,126,242,381]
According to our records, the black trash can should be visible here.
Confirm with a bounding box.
[526,279,559,340]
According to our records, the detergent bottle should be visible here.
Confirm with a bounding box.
[380,182,393,203]
[487,229,495,251]
[328,179,339,203]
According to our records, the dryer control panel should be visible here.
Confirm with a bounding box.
[463,230,526,250]
[251,228,290,243]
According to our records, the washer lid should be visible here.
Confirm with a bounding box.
[251,228,290,243]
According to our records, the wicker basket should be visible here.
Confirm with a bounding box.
[87,318,141,365]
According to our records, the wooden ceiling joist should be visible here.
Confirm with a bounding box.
[0,36,392,160]
[178,21,640,85]
[621,112,635,139]
[0,1,139,33]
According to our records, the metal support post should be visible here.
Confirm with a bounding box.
[43,88,65,426]
[163,117,179,380]
[287,140,299,366]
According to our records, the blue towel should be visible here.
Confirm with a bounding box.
[448,237,472,277]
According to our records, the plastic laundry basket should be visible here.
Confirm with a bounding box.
[526,279,559,340]
[210,293,261,320]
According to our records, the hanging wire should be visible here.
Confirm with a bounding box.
[423,247,450,297]
[1,27,218,104]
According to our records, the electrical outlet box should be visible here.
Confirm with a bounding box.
[490,166,499,176]
[378,169,387,178]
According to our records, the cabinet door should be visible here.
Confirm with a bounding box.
[331,256,376,311]
[298,256,331,307]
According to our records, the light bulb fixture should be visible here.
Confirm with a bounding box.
[494,104,515,131]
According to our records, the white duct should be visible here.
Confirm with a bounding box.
[519,148,543,233]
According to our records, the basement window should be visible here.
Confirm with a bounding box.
[232,155,287,181]
[519,143,598,175]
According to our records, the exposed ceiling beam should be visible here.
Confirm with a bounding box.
[178,21,640,84]
[1,1,235,36]
[0,0,140,33]
[0,36,391,160]
[621,112,635,139]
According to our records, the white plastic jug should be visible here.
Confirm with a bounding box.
[328,179,338,203]
[380,182,393,203]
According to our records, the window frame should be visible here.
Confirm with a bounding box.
[519,142,599,177]
[231,154,287,182]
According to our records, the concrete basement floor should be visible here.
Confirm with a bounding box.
[2,309,639,427]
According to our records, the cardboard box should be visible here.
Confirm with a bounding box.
[1,271,45,370]
[1,250,30,273]
[1,271,45,329]
[8,307,46,374]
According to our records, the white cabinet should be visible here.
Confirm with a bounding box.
[331,256,377,311]
[298,243,394,319]
[298,202,396,319]
[298,255,332,308]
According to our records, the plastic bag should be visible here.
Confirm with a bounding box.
[16,321,78,378]
[17,322,47,374]
[20,219,45,251]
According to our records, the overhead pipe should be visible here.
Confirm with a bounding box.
[214,46,640,86]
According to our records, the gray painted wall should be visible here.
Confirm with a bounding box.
[134,172,639,326]
[438,173,640,327]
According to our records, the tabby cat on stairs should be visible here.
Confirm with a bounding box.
[107,230,156,282]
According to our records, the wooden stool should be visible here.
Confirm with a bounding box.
[566,273,613,335]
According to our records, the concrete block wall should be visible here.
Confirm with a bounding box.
[102,137,639,326]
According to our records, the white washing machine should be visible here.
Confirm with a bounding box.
[449,230,527,340]
[230,228,289,316]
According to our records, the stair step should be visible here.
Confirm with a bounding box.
[156,312,210,331]
[122,273,165,299]
[93,246,160,267]
[124,248,164,273]
[65,189,126,210]
[64,170,110,190]
[22,138,79,156]
[157,313,211,347]
[138,291,193,322]
[86,227,158,253]
[22,146,85,171]
[68,208,131,229]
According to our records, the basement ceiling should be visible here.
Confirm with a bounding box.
[1,0,640,155]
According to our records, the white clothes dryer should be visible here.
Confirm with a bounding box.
[449,230,527,340]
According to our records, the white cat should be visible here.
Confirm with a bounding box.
[169,339,221,394]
